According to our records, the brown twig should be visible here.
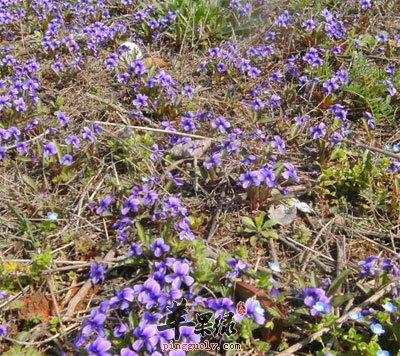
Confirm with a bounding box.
[5,323,79,347]
[88,120,215,141]
[0,286,29,311]
[344,139,400,160]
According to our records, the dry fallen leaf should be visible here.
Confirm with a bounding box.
[144,56,171,69]
[18,291,52,323]
[268,204,297,226]
[170,139,212,159]
[291,198,313,214]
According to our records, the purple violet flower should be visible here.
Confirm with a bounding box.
[360,0,372,9]
[165,260,194,289]
[110,288,135,310]
[82,309,107,337]
[239,171,262,189]
[150,238,170,258]
[226,258,249,278]
[251,98,265,110]
[180,326,201,343]
[132,94,148,108]
[60,154,73,166]
[207,297,235,318]
[302,287,332,316]
[82,127,95,142]
[121,196,140,215]
[282,163,300,182]
[16,141,28,154]
[113,323,128,338]
[271,135,285,154]
[87,336,111,356]
[96,195,114,214]
[136,278,162,308]
[303,48,324,66]
[182,85,195,99]
[302,18,316,30]
[90,262,107,284]
[56,110,69,127]
[0,325,6,339]
[364,111,375,128]
[66,135,80,148]
[203,152,222,169]
[43,142,57,158]
[310,122,326,139]
[212,116,231,133]
[132,323,159,353]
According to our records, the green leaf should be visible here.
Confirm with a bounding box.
[249,235,258,247]
[310,271,319,288]
[327,269,351,296]
[55,95,64,108]
[255,212,265,229]
[241,216,256,230]
[16,156,32,162]
[266,306,283,319]
[331,293,354,307]
[294,273,306,287]
[243,228,255,233]
[162,218,172,240]
[128,309,138,329]
[21,175,38,192]
[375,270,389,288]
[135,221,147,243]
[6,202,33,237]
[365,341,380,355]
[4,346,43,356]
[290,123,299,138]
[15,331,31,342]
[261,230,278,239]
[255,341,270,353]
[274,161,285,177]
[53,140,62,160]
[263,219,278,228]
[356,282,372,295]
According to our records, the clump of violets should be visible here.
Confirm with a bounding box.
[310,122,326,139]
[95,195,114,215]
[86,336,111,356]
[302,288,332,316]
[238,164,276,189]
[89,262,107,285]
[150,237,170,258]
[358,255,399,278]
[226,258,249,278]
[303,47,324,66]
